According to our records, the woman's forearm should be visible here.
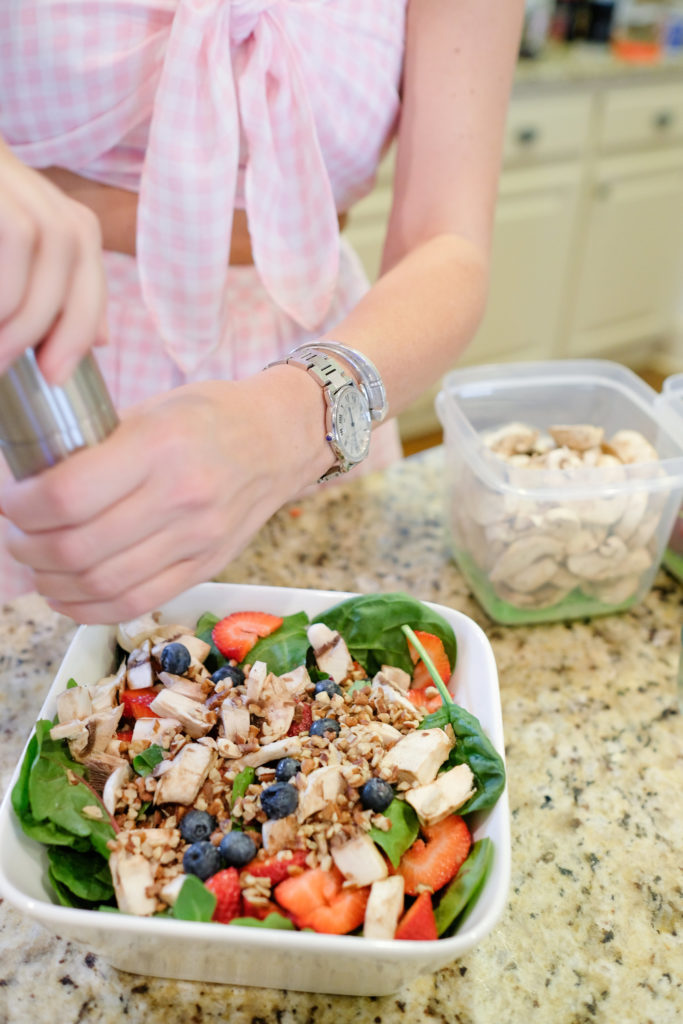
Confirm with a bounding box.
[320,231,489,417]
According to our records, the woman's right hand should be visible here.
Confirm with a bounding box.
[0,140,107,384]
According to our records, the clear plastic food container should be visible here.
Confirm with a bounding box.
[435,360,683,625]
[661,373,683,584]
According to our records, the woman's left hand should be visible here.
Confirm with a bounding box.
[0,370,330,623]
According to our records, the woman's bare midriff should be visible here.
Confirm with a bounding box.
[39,166,347,265]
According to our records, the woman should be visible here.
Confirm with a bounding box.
[0,0,524,623]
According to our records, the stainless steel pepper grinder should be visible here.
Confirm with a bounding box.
[0,349,119,480]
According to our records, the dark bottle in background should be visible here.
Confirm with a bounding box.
[587,1,616,42]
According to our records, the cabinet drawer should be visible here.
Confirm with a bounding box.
[503,94,592,165]
[599,84,683,152]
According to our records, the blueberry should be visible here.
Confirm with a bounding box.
[309,717,340,739]
[160,641,191,676]
[211,664,245,686]
[359,778,394,813]
[275,757,302,783]
[183,840,222,880]
[179,809,217,844]
[218,830,257,868]
[314,678,342,699]
[260,782,299,819]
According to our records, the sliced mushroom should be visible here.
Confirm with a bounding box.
[261,814,300,855]
[364,876,405,940]
[603,429,658,465]
[482,422,540,457]
[581,573,643,605]
[149,688,215,738]
[131,716,181,751]
[56,685,92,724]
[378,728,451,787]
[102,761,133,814]
[549,424,605,452]
[157,671,207,702]
[330,833,388,887]
[307,623,354,683]
[220,697,251,744]
[126,640,155,690]
[297,765,345,821]
[109,849,157,916]
[489,534,564,584]
[154,742,216,805]
[567,535,629,580]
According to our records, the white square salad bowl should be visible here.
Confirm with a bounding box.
[0,583,510,997]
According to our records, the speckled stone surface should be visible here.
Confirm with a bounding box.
[0,448,681,1024]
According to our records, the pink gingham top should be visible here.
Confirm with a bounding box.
[1,0,406,373]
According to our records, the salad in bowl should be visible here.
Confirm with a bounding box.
[1,584,509,994]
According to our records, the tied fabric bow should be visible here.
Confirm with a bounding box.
[137,0,340,374]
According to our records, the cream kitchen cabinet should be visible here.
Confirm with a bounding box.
[565,83,683,358]
[344,64,683,442]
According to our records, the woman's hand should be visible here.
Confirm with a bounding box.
[0,141,107,384]
[0,369,331,623]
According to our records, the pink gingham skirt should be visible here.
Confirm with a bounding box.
[0,237,402,604]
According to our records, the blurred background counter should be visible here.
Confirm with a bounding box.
[0,448,681,1024]
[344,12,683,448]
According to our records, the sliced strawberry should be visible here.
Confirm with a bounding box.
[243,850,308,887]
[395,891,438,941]
[120,687,159,720]
[304,884,370,935]
[406,688,442,714]
[398,814,471,896]
[205,867,243,924]
[274,866,370,934]
[287,701,312,736]
[212,611,283,663]
[407,630,452,691]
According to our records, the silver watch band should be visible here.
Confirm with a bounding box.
[265,347,371,482]
[287,341,388,423]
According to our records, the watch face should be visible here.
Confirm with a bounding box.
[332,386,371,464]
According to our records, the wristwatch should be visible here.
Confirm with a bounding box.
[266,343,387,482]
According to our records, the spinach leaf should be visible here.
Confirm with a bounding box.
[194,612,227,673]
[47,846,115,904]
[420,704,505,814]
[368,798,419,868]
[132,744,164,777]
[230,766,256,830]
[231,766,256,804]
[66,677,79,689]
[245,612,310,674]
[172,875,216,922]
[434,838,493,936]
[313,592,456,676]
[19,720,116,859]
[230,912,296,930]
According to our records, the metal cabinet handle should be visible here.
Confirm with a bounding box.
[516,126,539,146]
[653,110,675,131]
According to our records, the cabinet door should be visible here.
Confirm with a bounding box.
[459,162,582,366]
[567,148,683,356]
[397,163,583,441]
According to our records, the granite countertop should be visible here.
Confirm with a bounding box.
[0,448,681,1024]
